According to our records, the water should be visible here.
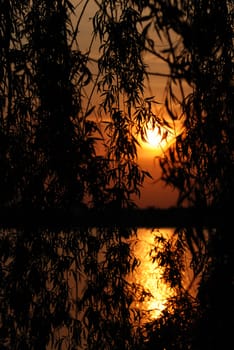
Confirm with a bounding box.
[127,227,203,322]
[1,225,209,349]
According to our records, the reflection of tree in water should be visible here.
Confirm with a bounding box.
[0,226,199,348]
[128,229,176,321]
[0,0,233,349]
[0,227,143,349]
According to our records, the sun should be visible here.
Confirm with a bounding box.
[138,119,185,156]
[141,123,171,155]
[145,126,163,148]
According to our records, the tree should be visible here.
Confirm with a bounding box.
[156,0,234,210]
[142,2,234,348]
[92,0,234,348]
[92,0,233,210]
[1,0,233,349]
[0,0,149,211]
[0,1,150,349]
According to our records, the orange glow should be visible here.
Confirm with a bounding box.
[139,119,185,157]
[145,126,163,148]
[129,228,176,322]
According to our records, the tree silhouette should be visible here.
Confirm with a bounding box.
[1,1,110,210]
[0,1,150,349]
[157,1,234,210]
[145,2,234,348]
[1,0,233,349]
[93,0,234,348]
[105,1,233,349]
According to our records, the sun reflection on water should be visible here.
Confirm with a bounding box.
[129,228,176,321]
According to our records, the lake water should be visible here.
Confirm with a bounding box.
[127,227,203,321]
[1,225,209,349]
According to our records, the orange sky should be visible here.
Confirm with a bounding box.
[134,141,179,208]
[75,1,187,209]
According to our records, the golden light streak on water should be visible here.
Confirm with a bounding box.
[129,228,176,321]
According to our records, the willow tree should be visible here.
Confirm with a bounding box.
[0,0,107,210]
[92,0,234,349]
[92,0,233,208]
[91,1,198,349]
[138,2,234,348]
[158,2,234,349]
[0,1,151,350]
[1,0,233,349]
[154,1,234,211]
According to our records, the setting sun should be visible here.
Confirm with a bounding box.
[145,127,163,148]
[138,119,185,157]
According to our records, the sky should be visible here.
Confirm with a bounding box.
[74,1,185,209]
[134,144,179,208]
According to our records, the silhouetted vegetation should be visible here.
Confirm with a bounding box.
[0,0,233,349]
[0,1,151,349]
